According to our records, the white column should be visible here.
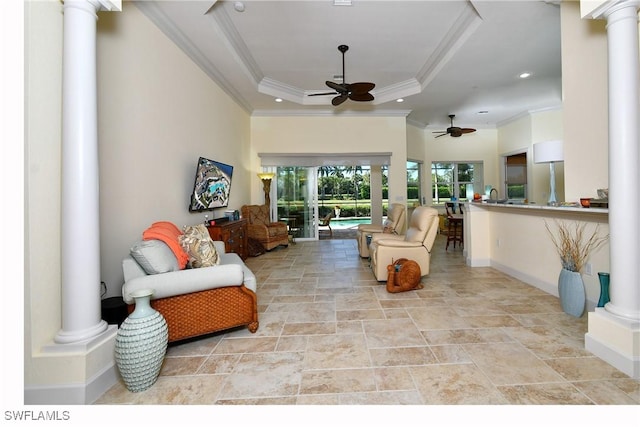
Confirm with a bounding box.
[583,0,640,379]
[55,0,108,344]
[604,2,640,321]
[370,165,383,226]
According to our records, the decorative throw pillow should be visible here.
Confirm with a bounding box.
[179,224,220,268]
[130,240,180,275]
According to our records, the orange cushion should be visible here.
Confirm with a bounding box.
[142,221,189,269]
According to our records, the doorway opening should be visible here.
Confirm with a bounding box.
[273,165,388,241]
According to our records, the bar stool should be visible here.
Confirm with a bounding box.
[445,202,463,251]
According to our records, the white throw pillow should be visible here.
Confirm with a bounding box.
[130,240,180,275]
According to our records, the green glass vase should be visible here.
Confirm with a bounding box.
[597,272,610,308]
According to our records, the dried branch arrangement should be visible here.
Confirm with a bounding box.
[544,220,609,273]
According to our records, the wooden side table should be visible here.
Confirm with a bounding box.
[207,219,248,260]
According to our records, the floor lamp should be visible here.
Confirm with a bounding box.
[257,172,275,207]
[533,140,563,206]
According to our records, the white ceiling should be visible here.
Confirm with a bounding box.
[134,0,562,130]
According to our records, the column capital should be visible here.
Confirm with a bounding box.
[581,0,640,20]
[63,0,122,13]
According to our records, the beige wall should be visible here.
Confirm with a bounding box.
[24,0,252,393]
[24,0,64,384]
[97,3,251,298]
[424,128,499,205]
[498,109,564,206]
[561,1,608,201]
[250,115,408,206]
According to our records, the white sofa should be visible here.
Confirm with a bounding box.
[122,241,258,342]
[369,206,439,282]
[356,203,406,258]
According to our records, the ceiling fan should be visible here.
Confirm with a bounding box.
[308,44,375,106]
[433,114,477,138]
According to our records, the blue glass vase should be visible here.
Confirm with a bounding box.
[597,272,610,308]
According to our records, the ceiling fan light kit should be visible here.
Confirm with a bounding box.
[433,114,477,138]
[308,44,375,106]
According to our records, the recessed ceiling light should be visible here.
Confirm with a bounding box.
[275,98,283,103]
[519,72,531,79]
[396,98,404,103]
[234,2,245,12]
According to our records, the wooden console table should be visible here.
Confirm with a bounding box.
[207,219,248,260]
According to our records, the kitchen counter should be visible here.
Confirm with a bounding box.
[466,201,608,215]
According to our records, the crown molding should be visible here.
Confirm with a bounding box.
[133,1,253,113]
[252,109,411,118]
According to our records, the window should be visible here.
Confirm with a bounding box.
[407,160,422,206]
[431,162,483,204]
[505,153,527,200]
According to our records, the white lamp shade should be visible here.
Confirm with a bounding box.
[533,140,564,163]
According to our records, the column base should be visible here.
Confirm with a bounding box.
[26,325,119,404]
[585,308,640,379]
[54,319,109,344]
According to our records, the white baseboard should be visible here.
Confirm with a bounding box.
[586,332,640,379]
[490,260,598,310]
[24,362,119,405]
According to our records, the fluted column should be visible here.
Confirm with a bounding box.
[55,0,119,343]
[583,0,640,379]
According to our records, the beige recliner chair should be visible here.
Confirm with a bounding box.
[356,203,406,258]
[369,206,439,282]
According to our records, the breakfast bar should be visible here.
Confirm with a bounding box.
[464,201,609,306]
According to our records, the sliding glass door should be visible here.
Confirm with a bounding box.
[275,166,318,240]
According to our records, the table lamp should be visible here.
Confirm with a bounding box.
[533,140,563,206]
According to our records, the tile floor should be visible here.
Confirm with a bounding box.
[96,234,639,406]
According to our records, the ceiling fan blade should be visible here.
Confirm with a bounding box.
[326,81,347,93]
[332,94,348,106]
[349,92,374,102]
[432,131,446,134]
[308,92,339,96]
[434,133,448,138]
[460,128,477,134]
[349,82,375,94]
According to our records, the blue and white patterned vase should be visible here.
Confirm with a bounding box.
[115,289,168,392]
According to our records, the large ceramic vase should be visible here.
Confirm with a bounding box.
[558,268,586,317]
[597,272,610,308]
[115,289,168,392]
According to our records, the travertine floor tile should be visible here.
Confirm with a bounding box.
[498,383,594,404]
[338,390,423,404]
[95,235,638,406]
[369,346,437,367]
[218,352,304,399]
[463,342,565,385]
[363,318,426,348]
[410,364,508,404]
[545,357,631,381]
[299,368,376,395]
[304,334,370,369]
[572,380,639,404]
[373,366,416,391]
